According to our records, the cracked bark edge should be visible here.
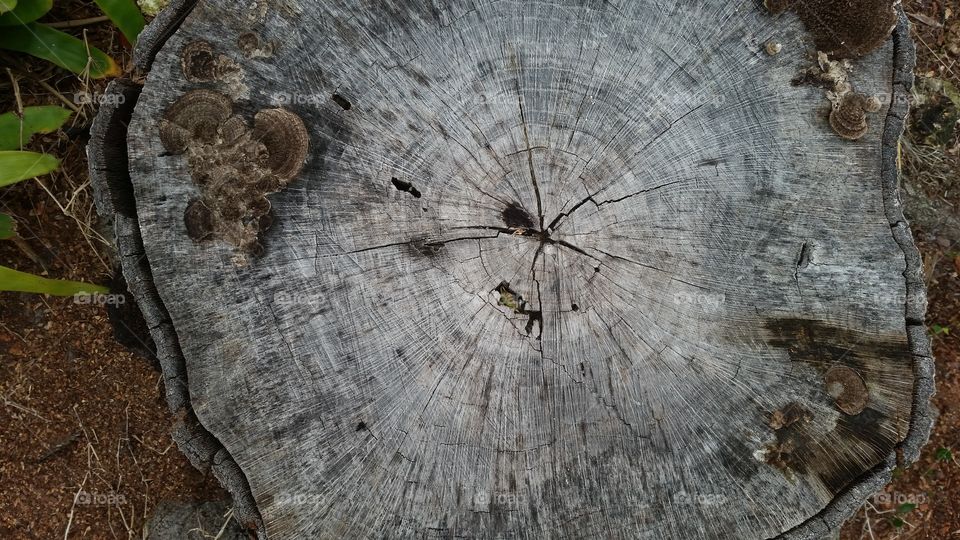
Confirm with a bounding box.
[89,76,266,539]
[88,3,267,536]
[132,0,199,72]
[775,9,935,540]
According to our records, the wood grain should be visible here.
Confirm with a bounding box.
[91,1,933,538]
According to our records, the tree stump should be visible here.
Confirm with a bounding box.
[90,1,935,538]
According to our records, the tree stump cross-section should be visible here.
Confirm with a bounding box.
[91,0,935,538]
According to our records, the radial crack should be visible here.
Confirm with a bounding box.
[515,77,545,230]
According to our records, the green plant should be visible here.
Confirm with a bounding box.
[888,502,917,529]
[0,105,71,149]
[0,0,147,78]
[0,150,59,186]
[0,212,13,239]
[0,22,118,78]
[0,0,49,25]
[0,265,106,295]
[94,0,145,45]
[0,105,107,296]
[931,323,951,336]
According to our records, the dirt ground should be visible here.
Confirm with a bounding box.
[0,3,227,539]
[0,1,957,539]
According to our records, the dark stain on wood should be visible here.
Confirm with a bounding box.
[763,317,911,376]
[502,202,535,230]
[761,317,912,494]
[764,402,814,474]
[821,407,892,492]
[762,400,896,494]
[408,237,443,259]
[719,431,765,483]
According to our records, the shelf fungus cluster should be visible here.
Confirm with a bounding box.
[789,52,885,141]
[829,92,884,141]
[766,2,896,140]
[159,87,309,261]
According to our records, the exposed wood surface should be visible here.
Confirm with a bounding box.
[89,1,934,538]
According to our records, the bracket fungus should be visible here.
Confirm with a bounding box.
[180,40,241,83]
[89,1,932,539]
[830,92,884,141]
[159,87,308,259]
[158,89,232,153]
[824,366,870,416]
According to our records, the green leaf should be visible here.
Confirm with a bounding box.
[0,0,52,26]
[897,502,917,514]
[94,0,145,44]
[888,516,905,528]
[935,447,954,462]
[0,0,17,15]
[0,105,71,150]
[943,80,960,110]
[0,150,59,186]
[0,213,14,239]
[932,324,951,336]
[0,265,107,295]
[0,22,119,78]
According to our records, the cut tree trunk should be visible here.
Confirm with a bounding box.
[89,1,935,538]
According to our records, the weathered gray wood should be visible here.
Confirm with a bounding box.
[90,1,933,538]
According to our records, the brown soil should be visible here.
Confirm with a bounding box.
[0,1,957,539]
[0,215,226,537]
[0,3,225,539]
